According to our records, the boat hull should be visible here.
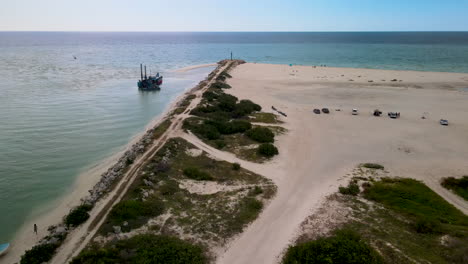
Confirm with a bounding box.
[0,243,9,257]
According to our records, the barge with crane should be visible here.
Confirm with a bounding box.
[138,64,163,90]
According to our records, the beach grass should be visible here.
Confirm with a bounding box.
[441,176,468,201]
[249,112,283,124]
[345,176,468,263]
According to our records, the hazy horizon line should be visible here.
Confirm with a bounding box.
[1,30,468,33]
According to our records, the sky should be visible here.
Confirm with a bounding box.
[0,0,467,31]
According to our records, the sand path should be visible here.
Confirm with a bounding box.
[217,63,468,264]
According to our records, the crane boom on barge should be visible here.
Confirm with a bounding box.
[138,64,163,90]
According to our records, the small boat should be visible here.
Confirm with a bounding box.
[138,64,163,90]
[0,243,10,257]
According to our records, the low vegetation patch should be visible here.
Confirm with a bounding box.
[441,176,468,201]
[71,234,207,264]
[249,112,282,124]
[64,204,93,227]
[283,229,383,264]
[183,167,214,181]
[246,127,275,143]
[321,172,468,264]
[257,143,279,157]
[364,178,468,226]
[95,137,276,255]
[21,243,59,264]
[361,163,384,170]
[102,198,164,233]
[339,181,360,196]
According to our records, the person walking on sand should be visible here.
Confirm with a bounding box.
[34,224,37,235]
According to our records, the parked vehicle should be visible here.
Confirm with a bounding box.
[322,108,330,114]
[352,109,358,115]
[313,109,321,114]
[440,119,449,126]
[373,109,382,116]
[388,112,400,119]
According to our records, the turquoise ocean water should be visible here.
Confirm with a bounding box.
[1,32,468,242]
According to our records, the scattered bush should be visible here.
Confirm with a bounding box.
[160,180,179,196]
[194,124,220,140]
[441,176,468,201]
[211,81,231,89]
[205,120,252,135]
[232,163,241,170]
[232,100,262,118]
[214,139,226,149]
[257,143,279,157]
[362,163,384,170]
[249,186,263,196]
[71,234,207,264]
[246,127,275,143]
[414,218,441,234]
[339,182,360,196]
[154,161,171,173]
[217,94,238,111]
[202,91,218,101]
[125,157,134,166]
[65,204,93,227]
[183,167,214,181]
[21,243,59,264]
[109,199,164,224]
[283,229,384,264]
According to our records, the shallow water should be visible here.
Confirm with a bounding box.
[1,31,468,242]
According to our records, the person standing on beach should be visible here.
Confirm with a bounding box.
[34,224,37,235]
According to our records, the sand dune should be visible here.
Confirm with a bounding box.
[218,63,468,264]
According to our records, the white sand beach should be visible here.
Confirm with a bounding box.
[217,63,468,263]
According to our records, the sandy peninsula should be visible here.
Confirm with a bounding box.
[217,63,468,263]
[4,62,468,264]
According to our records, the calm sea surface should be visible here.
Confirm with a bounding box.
[1,32,468,242]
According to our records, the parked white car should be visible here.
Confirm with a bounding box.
[440,119,449,126]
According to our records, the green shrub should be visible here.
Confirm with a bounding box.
[71,234,207,264]
[283,229,383,264]
[232,100,262,118]
[21,243,59,264]
[339,182,360,196]
[211,81,231,89]
[160,180,179,196]
[214,139,226,149]
[183,167,214,181]
[205,120,252,135]
[246,127,275,143]
[441,176,468,201]
[362,163,384,170]
[195,124,220,140]
[249,186,263,196]
[414,218,441,234]
[217,94,238,111]
[202,91,218,101]
[109,199,164,224]
[65,204,93,227]
[232,163,241,170]
[257,143,279,157]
